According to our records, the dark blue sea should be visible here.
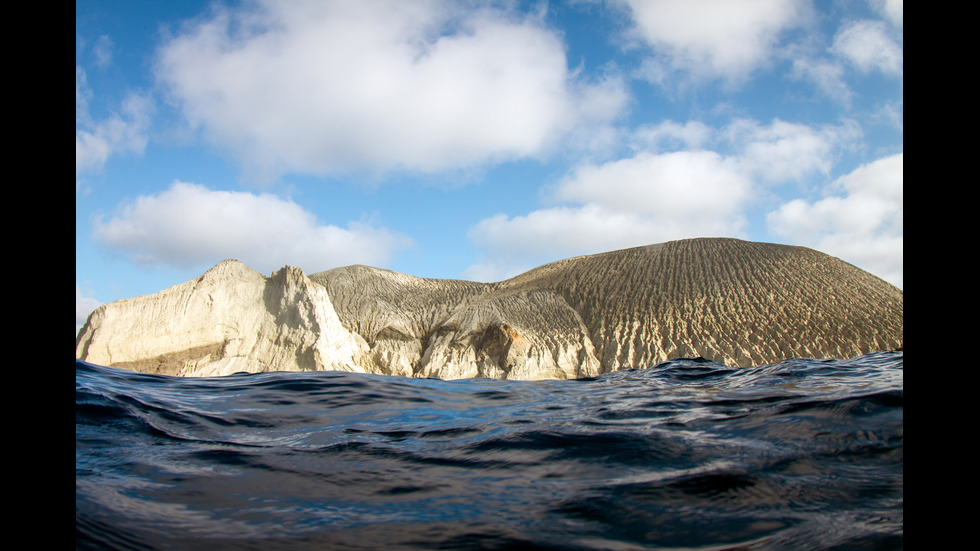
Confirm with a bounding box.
[76,352,903,551]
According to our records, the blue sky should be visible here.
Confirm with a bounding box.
[76,0,903,332]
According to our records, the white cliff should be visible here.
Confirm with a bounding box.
[76,238,904,379]
[75,260,370,377]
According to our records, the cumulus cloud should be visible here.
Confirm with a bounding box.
[767,153,903,288]
[872,0,903,28]
[155,0,628,181]
[783,10,902,108]
[722,118,862,183]
[788,52,853,104]
[465,194,749,282]
[831,20,903,75]
[466,150,753,281]
[629,120,712,153]
[554,150,752,218]
[465,205,657,281]
[93,181,413,275]
[464,118,861,282]
[621,0,806,84]
[76,67,153,178]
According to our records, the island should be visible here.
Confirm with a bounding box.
[75,238,903,379]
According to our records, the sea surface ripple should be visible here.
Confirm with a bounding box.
[76,352,903,550]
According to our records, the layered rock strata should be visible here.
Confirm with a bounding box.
[75,238,904,379]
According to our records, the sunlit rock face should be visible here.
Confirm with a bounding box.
[76,238,903,379]
[74,260,371,377]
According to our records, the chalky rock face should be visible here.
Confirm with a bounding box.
[76,238,904,379]
[74,260,370,377]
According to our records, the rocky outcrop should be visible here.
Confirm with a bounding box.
[75,238,904,379]
[74,260,371,377]
[505,239,903,370]
[309,266,601,379]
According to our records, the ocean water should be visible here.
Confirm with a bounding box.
[76,352,903,551]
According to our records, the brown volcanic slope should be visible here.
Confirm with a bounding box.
[76,238,903,379]
[312,237,902,378]
[499,238,902,370]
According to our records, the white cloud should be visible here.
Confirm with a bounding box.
[464,117,862,282]
[466,149,753,281]
[554,150,752,217]
[722,118,861,183]
[767,153,903,288]
[93,181,413,275]
[76,285,101,333]
[75,67,153,177]
[831,20,902,75]
[465,205,657,280]
[155,0,628,181]
[621,0,806,84]
[466,196,750,282]
[629,120,712,153]
[789,54,853,104]
[465,205,650,281]
[872,0,903,28]
[873,99,903,132]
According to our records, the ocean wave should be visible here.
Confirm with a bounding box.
[77,352,903,550]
